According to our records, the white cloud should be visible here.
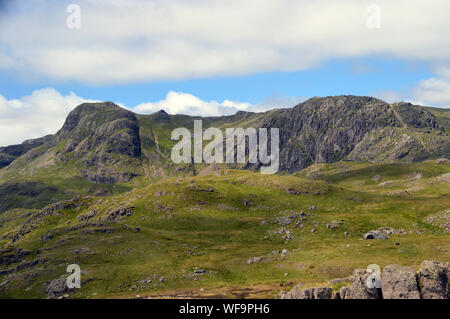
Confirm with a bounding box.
[133,91,251,116]
[373,64,450,107]
[0,88,89,145]
[132,91,305,116]
[410,65,450,107]
[0,88,262,146]
[0,86,306,146]
[1,0,450,85]
[414,78,450,107]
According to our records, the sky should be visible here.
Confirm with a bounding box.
[1,0,450,145]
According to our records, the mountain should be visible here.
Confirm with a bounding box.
[0,95,448,212]
[0,95,449,299]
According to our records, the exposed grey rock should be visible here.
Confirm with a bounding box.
[55,102,142,184]
[363,231,388,240]
[0,248,30,266]
[46,275,73,299]
[314,287,333,299]
[82,227,114,234]
[339,269,380,299]
[77,209,98,222]
[381,264,420,299]
[425,210,450,232]
[40,231,54,242]
[247,256,264,264]
[0,135,53,169]
[283,286,333,299]
[105,206,135,222]
[277,291,292,299]
[0,258,46,276]
[273,212,303,226]
[418,260,448,299]
[339,286,352,299]
[295,288,315,299]
[275,216,293,226]
[326,221,343,230]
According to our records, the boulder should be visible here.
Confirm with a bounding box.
[247,256,264,264]
[363,231,388,240]
[46,275,73,299]
[418,260,448,299]
[287,284,305,299]
[40,231,54,242]
[282,285,333,299]
[339,269,380,299]
[381,264,420,299]
[314,287,333,299]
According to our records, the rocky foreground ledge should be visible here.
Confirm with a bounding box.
[278,260,449,299]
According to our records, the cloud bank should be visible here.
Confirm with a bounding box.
[1,0,450,87]
[0,86,307,146]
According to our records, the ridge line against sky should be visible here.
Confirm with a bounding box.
[1,0,450,145]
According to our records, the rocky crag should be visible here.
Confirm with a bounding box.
[279,260,449,299]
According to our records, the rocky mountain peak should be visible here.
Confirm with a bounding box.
[151,109,170,120]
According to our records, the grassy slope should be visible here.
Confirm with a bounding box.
[1,162,449,298]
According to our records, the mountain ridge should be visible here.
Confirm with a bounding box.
[0,95,448,212]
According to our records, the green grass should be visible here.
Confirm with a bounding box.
[0,162,449,298]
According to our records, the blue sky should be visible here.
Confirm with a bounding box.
[1,0,450,145]
[0,57,433,106]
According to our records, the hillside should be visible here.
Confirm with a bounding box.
[0,95,449,299]
[0,163,449,298]
[0,95,448,213]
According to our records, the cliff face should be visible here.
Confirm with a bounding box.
[265,96,402,171]
[259,96,447,172]
[52,102,142,183]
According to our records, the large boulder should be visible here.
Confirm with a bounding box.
[46,275,72,299]
[314,287,333,299]
[381,264,420,299]
[280,285,333,299]
[418,260,448,299]
[339,269,380,299]
[363,230,388,240]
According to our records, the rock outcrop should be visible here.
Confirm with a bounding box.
[418,260,449,299]
[338,269,380,299]
[279,260,449,299]
[381,265,420,299]
[280,285,333,299]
